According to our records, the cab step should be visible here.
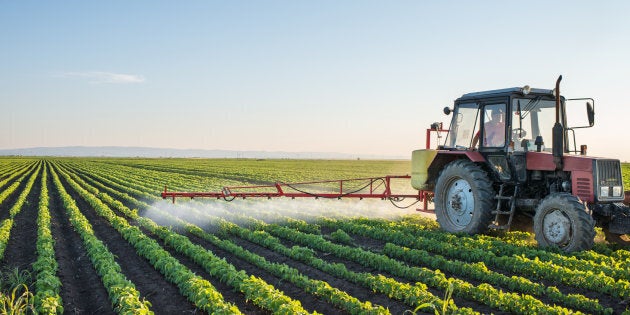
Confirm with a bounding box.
[489,184,519,230]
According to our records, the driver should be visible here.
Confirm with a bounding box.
[484,108,505,146]
[471,107,505,148]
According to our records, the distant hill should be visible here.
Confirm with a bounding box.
[0,146,407,160]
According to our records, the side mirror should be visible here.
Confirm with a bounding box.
[586,102,595,127]
[443,107,452,115]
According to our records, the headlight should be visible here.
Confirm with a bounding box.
[613,186,622,197]
[600,186,609,197]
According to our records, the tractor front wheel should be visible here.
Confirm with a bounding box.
[533,193,595,252]
[434,160,494,234]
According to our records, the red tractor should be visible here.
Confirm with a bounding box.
[412,76,629,252]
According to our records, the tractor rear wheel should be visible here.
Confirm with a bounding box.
[533,193,595,252]
[434,160,494,234]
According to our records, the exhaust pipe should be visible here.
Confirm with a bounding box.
[552,75,564,170]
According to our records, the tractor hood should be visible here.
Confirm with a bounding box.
[525,151,611,172]
[526,151,624,203]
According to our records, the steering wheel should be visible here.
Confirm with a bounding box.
[512,128,527,141]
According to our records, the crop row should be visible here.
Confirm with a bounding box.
[32,164,63,314]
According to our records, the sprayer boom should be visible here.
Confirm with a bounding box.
[162,175,433,210]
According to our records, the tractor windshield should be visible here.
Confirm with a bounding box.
[511,97,557,152]
[444,102,479,149]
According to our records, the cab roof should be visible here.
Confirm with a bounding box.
[458,87,555,101]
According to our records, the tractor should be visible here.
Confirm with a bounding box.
[412,75,630,252]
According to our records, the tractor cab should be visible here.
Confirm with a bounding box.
[414,77,630,252]
[441,87,593,183]
[444,87,560,153]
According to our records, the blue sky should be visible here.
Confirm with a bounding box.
[2,1,630,159]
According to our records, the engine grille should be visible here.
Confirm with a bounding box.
[595,159,623,201]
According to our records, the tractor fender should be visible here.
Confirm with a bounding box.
[413,150,485,190]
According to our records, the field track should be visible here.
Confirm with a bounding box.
[0,157,629,314]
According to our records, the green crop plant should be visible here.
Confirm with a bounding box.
[329,229,354,245]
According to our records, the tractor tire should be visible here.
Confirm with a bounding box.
[533,193,595,252]
[434,160,494,234]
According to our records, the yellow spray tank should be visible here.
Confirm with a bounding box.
[411,149,438,190]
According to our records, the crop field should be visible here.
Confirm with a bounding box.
[1,157,630,314]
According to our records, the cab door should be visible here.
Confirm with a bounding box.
[479,101,511,181]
